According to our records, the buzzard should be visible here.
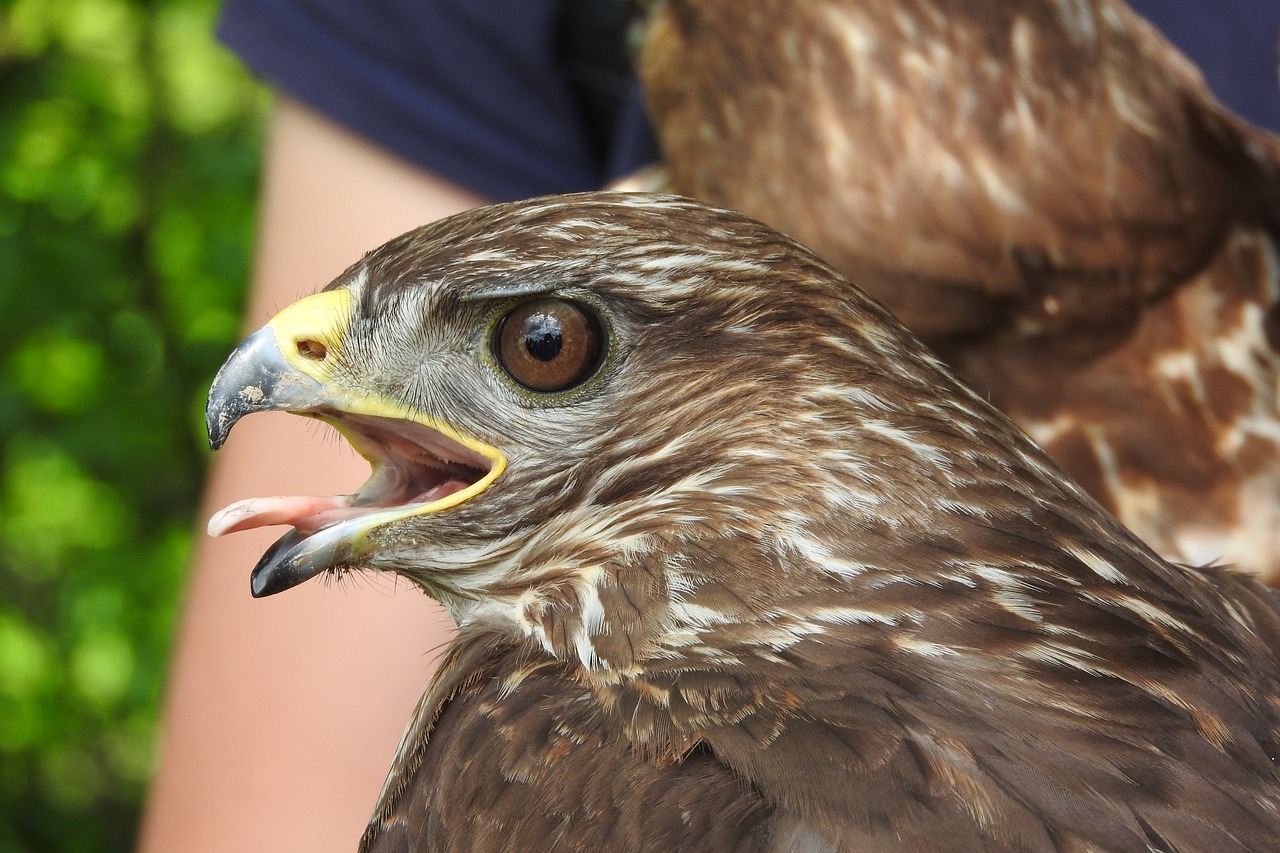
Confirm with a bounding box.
[633,0,1280,580]
[207,194,1280,851]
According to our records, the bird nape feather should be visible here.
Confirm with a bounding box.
[206,193,1280,852]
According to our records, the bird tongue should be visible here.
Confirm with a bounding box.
[206,478,475,539]
[207,495,361,537]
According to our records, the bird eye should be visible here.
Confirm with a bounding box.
[494,298,605,393]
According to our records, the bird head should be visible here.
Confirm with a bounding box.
[207,192,1149,672]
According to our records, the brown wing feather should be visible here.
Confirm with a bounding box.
[638,0,1248,341]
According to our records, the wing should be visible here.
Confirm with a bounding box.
[360,631,773,853]
[637,0,1268,344]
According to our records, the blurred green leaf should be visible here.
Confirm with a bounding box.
[0,613,52,700]
[70,629,134,710]
[0,0,265,848]
[2,435,135,574]
[9,328,107,414]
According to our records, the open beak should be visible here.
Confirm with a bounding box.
[205,289,506,597]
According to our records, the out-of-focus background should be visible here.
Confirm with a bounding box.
[0,1,263,848]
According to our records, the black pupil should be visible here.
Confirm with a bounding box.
[523,313,563,361]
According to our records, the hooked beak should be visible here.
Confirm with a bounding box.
[205,289,506,597]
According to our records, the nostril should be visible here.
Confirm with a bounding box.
[296,338,328,360]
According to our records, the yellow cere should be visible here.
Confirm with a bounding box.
[268,288,355,382]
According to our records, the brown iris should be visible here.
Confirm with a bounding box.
[495,298,604,392]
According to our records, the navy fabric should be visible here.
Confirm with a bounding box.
[1129,0,1280,133]
[217,0,658,201]
[218,1,1280,202]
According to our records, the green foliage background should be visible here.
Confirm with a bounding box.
[0,1,265,849]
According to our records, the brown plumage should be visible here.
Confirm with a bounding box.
[206,193,1280,851]
[634,0,1280,580]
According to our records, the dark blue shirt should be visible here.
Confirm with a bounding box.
[218,0,656,201]
[1129,0,1279,134]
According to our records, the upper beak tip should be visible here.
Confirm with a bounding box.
[204,326,295,453]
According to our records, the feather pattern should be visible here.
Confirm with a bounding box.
[633,0,1280,580]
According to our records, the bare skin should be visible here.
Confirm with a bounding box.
[138,98,487,853]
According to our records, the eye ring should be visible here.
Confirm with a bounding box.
[493,298,605,393]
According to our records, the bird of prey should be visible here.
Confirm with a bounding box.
[632,0,1280,580]
[207,193,1280,852]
